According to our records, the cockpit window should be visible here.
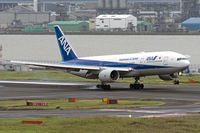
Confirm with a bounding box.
[177,58,187,61]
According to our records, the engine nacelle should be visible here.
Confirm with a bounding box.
[159,73,178,81]
[70,70,97,79]
[98,69,120,83]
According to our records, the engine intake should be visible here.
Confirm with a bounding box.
[98,69,120,83]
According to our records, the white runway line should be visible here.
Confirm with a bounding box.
[133,110,165,113]
[0,96,44,100]
[0,80,88,86]
[138,113,190,118]
[98,109,165,113]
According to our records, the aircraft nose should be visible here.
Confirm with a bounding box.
[183,60,190,68]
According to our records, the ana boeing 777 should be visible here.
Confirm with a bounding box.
[11,25,190,90]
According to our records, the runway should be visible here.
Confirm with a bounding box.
[0,80,200,118]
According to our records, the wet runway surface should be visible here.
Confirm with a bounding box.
[0,81,200,118]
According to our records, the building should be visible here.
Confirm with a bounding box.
[22,26,45,32]
[97,0,128,15]
[0,12,51,26]
[137,21,152,32]
[181,0,200,21]
[0,5,54,31]
[89,18,96,31]
[47,21,89,32]
[96,14,137,31]
[181,17,200,31]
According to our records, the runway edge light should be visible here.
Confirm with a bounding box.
[68,98,76,102]
[102,98,108,102]
[107,99,118,104]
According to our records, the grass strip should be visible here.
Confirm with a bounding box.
[0,116,200,133]
[0,99,165,110]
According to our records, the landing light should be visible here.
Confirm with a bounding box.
[178,72,182,76]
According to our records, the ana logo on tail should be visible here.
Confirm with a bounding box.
[58,35,72,55]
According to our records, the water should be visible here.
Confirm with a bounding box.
[0,34,199,64]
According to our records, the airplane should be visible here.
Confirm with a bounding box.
[11,25,190,90]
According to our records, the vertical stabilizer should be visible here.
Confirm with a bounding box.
[54,25,78,61]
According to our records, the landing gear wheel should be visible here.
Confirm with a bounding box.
[103,85,111,90]
[135,84,140,90]
[130,84,134,89]
[130,77,144,90]
[130,84,144,90]
[96,84,111,90]
[174,80,180,85]
[96,84,101,88]
[140,84,144,89]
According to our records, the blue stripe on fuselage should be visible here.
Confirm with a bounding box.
[58,59,172,69]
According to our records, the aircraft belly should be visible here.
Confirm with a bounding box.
[138,67,180,76]
[123,67,180,77]
[69,66,185,79]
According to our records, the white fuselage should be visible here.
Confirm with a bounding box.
[79,51,190,77]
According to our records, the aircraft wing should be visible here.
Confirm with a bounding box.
[10,60,133,72]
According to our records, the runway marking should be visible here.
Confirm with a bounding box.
[0,96,44,100]
[98,109,165,114]
[98,109,135,112]
[116,115,133,118]
[0,80,88,86]
[137,113,191,118]
[133,110,165,113]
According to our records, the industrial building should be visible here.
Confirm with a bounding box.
[0,5,54,32]
[181,0,200,21]
[22,26,45,32]
[89,18,96,31]
[0,11,53,31]
[0,0,200,32]
[181,17,200,31]
[96,14,137,31]
[47,21,89,32]
[137,21,152,32]
[97,0,128,15]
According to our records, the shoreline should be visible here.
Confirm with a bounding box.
[0,31,200,35]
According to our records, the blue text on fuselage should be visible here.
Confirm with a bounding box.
[119,57,138,61]
[146,56,158,61]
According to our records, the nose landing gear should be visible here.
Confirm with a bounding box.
[174,80,180,85]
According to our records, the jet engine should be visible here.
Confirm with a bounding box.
[98,69,120,83]
[159,73,178,81]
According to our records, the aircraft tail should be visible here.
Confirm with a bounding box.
[54,25,78,61]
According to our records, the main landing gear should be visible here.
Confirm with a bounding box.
[96,84,111,90]
[130,77,144,90]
